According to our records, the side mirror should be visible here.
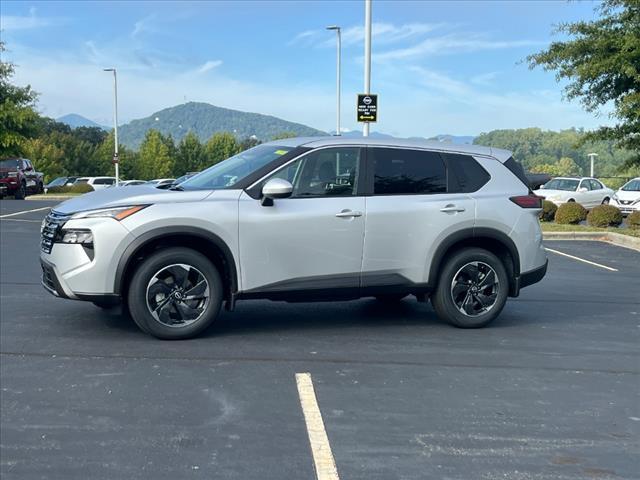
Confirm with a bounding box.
[578,187,588,193]
[539,184,545,189]
[261,178,293,206]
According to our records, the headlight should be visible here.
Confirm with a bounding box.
[633,198,640,205]
[60,229,94,244]
[70,205,148,221]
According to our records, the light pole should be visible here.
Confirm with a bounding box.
[326,25,341,136]
[588,153,598,178]
[103,68,119,185]
[363,0,372,137]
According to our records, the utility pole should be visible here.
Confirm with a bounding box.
[103,68,119,185]
[326,25,342,136]
[588,153,598,177]
[363,0,372,137]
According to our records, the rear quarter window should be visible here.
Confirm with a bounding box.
[503,157,530,189]
[443,153,491,193]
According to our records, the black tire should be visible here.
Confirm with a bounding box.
[14,182,26,200]
[375,293,408,303]
[127,247,223,339]
[431,247,508,328]
[37,182,44,194]
[567,198,575,203]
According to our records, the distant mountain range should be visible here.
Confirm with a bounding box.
[57,113,107,130]
[58,103,475,149]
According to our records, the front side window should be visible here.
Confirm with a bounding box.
[579,180,592,191]
[264,147,360,197]
[180,144,294,191]
[590,179,603,190]
[371,148,446,195]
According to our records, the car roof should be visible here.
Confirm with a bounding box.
[264,136,513,162]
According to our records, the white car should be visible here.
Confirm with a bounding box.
[113,180,147,187]
[74,177,117,190]
[146,178,175,189]
[534,177,614,208]
[610,177,640,214]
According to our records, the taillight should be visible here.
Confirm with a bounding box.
[510,194,543,208]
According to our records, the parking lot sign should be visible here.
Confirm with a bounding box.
[357,94,377,123]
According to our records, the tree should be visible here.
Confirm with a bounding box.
[0,41,40,157]
[175,131,205,175]
[204,132,239,166]
[272,131,297,140]
[137,129,175,179]
[527,1,640,165]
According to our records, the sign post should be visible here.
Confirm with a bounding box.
[357,94,377,123]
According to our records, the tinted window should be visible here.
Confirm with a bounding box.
[75,178,90,184]
[94,178,114,185]
[590,179,603,190]
[265,147,360,197]
[579,180,592,191]
[0,159,20,169]
[504,157,530,188]
[371,148,446,195]
[444,153,490,193]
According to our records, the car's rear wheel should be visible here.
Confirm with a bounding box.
[431,248,508,328]
[127,247,223,339]
[14,182,26,200]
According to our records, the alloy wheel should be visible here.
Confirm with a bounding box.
[145,263,210,327]
[450,261,500,317]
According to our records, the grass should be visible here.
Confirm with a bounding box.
[540,222,640,238]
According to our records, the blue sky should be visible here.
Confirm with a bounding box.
[1,0,607,137]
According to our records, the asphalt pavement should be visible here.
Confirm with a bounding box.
[1,199,639,480]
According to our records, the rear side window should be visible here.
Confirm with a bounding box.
[504,157,530,189]
[371,148,446,195]
[443,153,490,193]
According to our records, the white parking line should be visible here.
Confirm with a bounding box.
[295,373,340,480]
[0,206,51,218]
[545,247,618,272]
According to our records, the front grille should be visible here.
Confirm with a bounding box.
[41,210,70,254]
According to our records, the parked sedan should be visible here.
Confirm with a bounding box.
[534,177,614,208]
[113,180,147,187]
[146,178,176,189]
[74,177,117,190]
[610,177,640,214]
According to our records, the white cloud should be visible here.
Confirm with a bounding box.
[0,11,66,31]
[470,71,500,86]
[197,60,223,73]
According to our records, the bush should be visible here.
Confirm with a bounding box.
[554,202,587,224]
[627,211,640,229]
[47,184,94,194]
[539,200,558,222]
[587,204,623,228]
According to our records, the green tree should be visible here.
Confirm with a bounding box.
[0,41,40,156]
[527,0,640,165]
[272,131,297,140]
[204,132,239,166]
[92,132,139,179]
[137,129,175,179]
[175,131,205,175]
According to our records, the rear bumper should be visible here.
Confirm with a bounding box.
[510,259,548,297]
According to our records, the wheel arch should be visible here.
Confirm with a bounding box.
[428,228,521,297]
[115,227,238,301]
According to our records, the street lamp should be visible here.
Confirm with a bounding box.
[103,68,119,185]
[588,153,598,178]
[363,0,372,137]
[326,25,341,136]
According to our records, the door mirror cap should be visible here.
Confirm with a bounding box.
[578,187,588,193]
[539,184,545,189]
[261,178,293,206]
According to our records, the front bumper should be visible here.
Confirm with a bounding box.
[0,178,18,193]
[610,199,639,215]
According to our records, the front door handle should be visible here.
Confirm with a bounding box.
[335,210,363,218]
[440,204,466,213]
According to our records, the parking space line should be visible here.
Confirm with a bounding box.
[0,206,51,218]
[295,373,340,480]
[545,247,618,272]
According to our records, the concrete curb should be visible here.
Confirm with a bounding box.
[26,195,74,201]
[543,231,640,252]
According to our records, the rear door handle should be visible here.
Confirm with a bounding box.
[335,210,363,218]
[440,204,466,213]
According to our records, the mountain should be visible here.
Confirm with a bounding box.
[118,102,326,149]
[57,114,106,129]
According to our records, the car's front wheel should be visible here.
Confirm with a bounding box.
[601,197,610,205]
[431,248,508,328]
[14,182,26,200]
[127,247,223,339]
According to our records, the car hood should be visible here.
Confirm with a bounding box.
[533,189,572,197]
[53,185,214,214]
[615,189,640,201]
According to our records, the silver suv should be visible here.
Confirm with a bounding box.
[40,137,547,339]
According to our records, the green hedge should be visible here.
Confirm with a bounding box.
[587,205,623,227]
[554,202,587,224]
[627,211,640,229]
[46,184,94,194]
[539,200,558,222]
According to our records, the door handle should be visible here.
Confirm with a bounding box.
[440,204,466,213]
[335,210,363,218]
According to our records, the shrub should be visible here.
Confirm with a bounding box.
[627,211,640,229]
[587,204,623,228]
[539,200,557,222]
[47,184,94,194]
[554,202,587,224]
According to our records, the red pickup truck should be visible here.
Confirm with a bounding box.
[0,158,45,200]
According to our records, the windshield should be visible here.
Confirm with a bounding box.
[75,178,89,184]
[621,179,640,192]
[180,144,293,190]
[0,159,19,169]
[544,178,579,191]
[47,177,67,187]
